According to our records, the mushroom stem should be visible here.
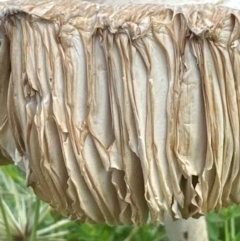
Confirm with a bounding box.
[164,215,209,241]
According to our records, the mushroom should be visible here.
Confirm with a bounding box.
[0,0,239,239]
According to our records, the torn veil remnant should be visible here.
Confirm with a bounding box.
[0,0,239,225]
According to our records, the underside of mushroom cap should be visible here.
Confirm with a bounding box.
[0,0,240,225]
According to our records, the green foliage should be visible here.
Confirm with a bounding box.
[65,222,167,241]
[2,165,240,241]
[207,205,240,241]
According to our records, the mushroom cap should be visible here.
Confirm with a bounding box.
[0,0,240,225]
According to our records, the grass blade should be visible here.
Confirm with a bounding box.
[30,198,41,241]
[0,198,13,241]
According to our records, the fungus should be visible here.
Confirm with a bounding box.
[0,0,239,229]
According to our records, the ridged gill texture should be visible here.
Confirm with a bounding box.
[0,0,240,225]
